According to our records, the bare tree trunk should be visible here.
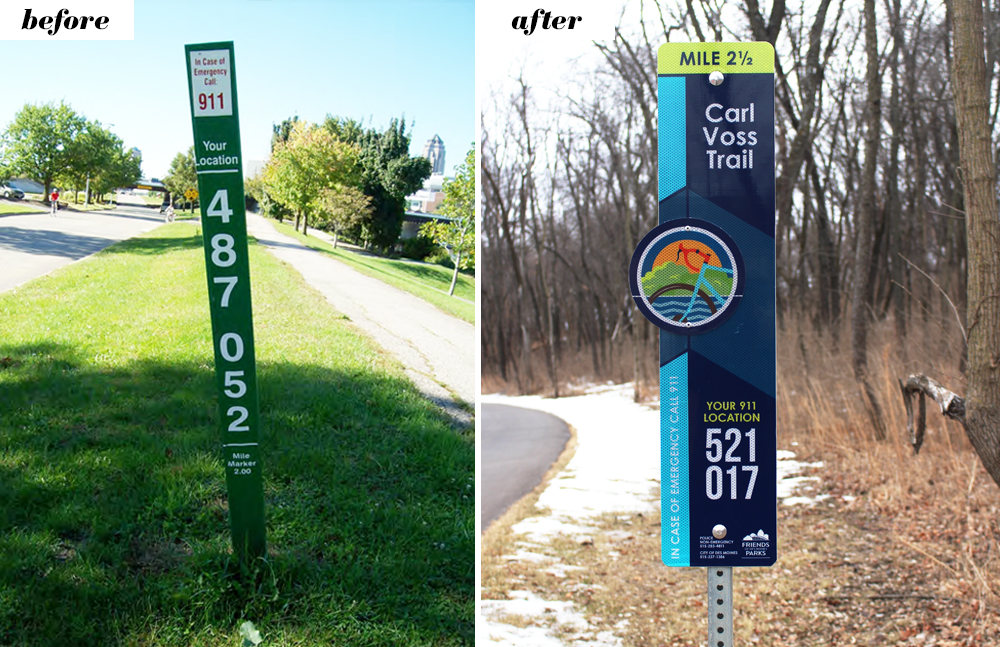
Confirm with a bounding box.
[903,5,931,332]
[772,0,834,276]
[886,0,907,356]
[809,158,840,337]
[952,0,1000,488]
[851,0,887,440]
[448,250,461,297]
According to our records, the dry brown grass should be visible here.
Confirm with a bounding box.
[776,317,1000,625]
[483,316,1000,645]
[481,337,663,399]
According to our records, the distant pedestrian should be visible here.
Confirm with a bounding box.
[164,204,175,223]
[50,188,59,216]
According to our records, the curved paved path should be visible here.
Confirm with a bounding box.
[481,403,570,532]
[246,214,474,424]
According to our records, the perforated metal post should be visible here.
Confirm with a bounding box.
[708,567,733,647]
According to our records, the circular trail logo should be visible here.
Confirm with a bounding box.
[630,219,744,334]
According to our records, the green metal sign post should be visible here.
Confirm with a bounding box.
[185,41,266,562]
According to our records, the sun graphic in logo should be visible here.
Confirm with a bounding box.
[629,219,745,334]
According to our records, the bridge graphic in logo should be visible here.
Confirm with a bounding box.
[630,218,744,334]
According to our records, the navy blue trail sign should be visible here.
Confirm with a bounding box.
[630,42,776,567]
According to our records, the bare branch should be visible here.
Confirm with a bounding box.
[899,254,968,345]
[899,374,966,455]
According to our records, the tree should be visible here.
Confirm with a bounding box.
[478,0,1000,411]
[316,185,372,248]
[90,145,141,202]
[244,172,271,216]
[420,144,475,296]
[60,121,127,204]
[262,121,359,236]
[323,116,431,252]
[849,0,888,441]
[163,148,197,211]
[271,115,300,151]
[239,116,304,222]
[2,102,85,202]
[947,0,1000,488]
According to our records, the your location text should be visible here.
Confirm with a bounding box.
[512,9,582,35]
[22,9,109,35]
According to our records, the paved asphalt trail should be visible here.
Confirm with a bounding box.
[245,214,475,423]
[482,403,571,532]
[0,197,165,293]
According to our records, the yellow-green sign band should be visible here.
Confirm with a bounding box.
[658,42,774,75]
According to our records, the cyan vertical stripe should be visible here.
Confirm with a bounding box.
[660,353,689,566]
[658,76,686,200]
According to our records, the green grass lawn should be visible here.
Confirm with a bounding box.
[0,225,473,645]
[272,222,474,324]
[0,201,45,215]
[9,196,112,213]
[64,201,118,212]
[61,192,117,210]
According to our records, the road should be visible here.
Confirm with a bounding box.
[481,403,571,532]
[0,196,166,293]
[245,214,475,424]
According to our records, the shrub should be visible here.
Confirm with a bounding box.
[400,235,436,261]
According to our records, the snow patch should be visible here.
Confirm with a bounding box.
[482,590,623,647]
[542,563,586,578]
[502,549,553,563]
[512,515,597,544]
[776,450,824,503]
[483,622,572,647]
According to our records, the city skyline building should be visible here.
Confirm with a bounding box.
[423,134,445,175]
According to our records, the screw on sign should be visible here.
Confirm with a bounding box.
[629,42,775,647]
[185,41,266,563]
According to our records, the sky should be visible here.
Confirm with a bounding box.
[477,0,614,106]
[476,0,653,171]
[0,0,474,180]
